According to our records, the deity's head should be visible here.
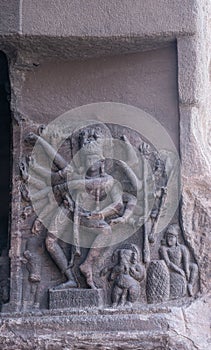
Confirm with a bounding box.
[79,127,105,175]
[113,244,140,265]
[165,223,180,247]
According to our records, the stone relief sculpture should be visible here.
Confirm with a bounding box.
[139,143,168,264]
[146,223,199,303]
[24,126,139,292]
[15,122,199,310]
[21,218,44,310]
[101,244,145,307]
[159,224,198,298]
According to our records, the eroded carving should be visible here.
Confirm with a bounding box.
[101,244,145,307]
[21,218,45,310]
[15,122,198,311]
[159,224,198,298]
[139,143,168,264]
[23,126,140,294]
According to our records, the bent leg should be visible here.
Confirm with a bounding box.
[46,233,77,288]
[80,221,112,289]
[112,285,122,307]
[128,283,140,304]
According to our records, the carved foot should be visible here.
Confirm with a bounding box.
[112,301,132,308]
[112,302,118,308]
[80,263,97,289]
[125,301,133,307]
[32,302,40,309]
[55,279,78,290]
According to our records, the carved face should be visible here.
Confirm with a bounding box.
[166,233,177,247]
[79,128,104,174]
[119,249,133,265]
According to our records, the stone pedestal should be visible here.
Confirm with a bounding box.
[49,288,105,309]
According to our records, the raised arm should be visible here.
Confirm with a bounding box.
[25,132,68,170]
[30,160,69,185]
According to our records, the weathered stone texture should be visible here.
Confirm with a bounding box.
[0,0,20,34]
[0,297,210,350]
[20,0,197,37]
[0,0,210,349]
[178,0,211,296]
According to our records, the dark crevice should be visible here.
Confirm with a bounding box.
[0,51,11,254]
[0,51,11,308]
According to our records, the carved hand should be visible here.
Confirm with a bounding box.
[28,156,37,170]
[176,267,186,278]
[20,183,30,202]
[62,163,73,177]
[110,216,126,225]
[23,250,32,260]
[25,132,39,145]
[80,210,91,218]
[20,160,28,181]
[129,267,137,278]
[169,262,186,277]
[87,211,104,220]
[20,256,28,264]
[161,186,168,195]
[121,135,130,144]
[131,264,145,281]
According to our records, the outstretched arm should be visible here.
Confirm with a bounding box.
[121,135,139,167]
[25,132,68,170]
[30,159,69,185]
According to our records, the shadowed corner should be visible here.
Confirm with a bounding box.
[0,50,11,309]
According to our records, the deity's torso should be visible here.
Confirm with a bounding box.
[73,174,116,212]
[167,246,182,267]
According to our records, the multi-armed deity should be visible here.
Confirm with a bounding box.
[16,122,198,310]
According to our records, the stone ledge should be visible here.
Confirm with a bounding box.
[0,0,197,37]
[1,297,209,349]
[0,331,181,350]
[0,298,207,350]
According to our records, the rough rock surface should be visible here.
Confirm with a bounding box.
[0,1,210,349]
